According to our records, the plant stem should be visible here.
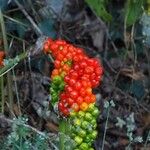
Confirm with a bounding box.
[126,141,132,150]
[0,77,4,113]
[59,118,69,150]
[101,107,110,150]
[0,9,14,117]
[12,68,21,115]
[59,119,65,150]
[144,130,150,150]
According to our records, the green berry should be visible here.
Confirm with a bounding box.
[91,119,97,129]
[53,75,62,84]
[74,136,83,145]
[59,82,65,90]
[77,128,86,138]
[84,135,91,143]
[85,112,93,121]
[90,130,98,139]
[88,103,95,112]
[79,143,89,150]
[92,108,99,117]
[78,111,85,118]
[73,118,81,126]
[81,121,89,129]
[70,111,76,117]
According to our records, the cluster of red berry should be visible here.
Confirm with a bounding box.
[43,38,103,149]
[44,38,103,116]
[59,57,102,116]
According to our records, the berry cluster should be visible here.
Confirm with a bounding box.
[70,103,99,149]
[0,51,5,66]
[44,38,72,105]
[44,38,103,115]
[59,57,102,116]
[43,38,103,149]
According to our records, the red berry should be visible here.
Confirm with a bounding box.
[65,86,73,93]
[76,96,83,105]
[85,66,94,74]
[80,61,87,68]
[70,71,78,79]
[64,76,70,83]
[84,96,91,104]
[80,88,86,97]
[73,64,80,71]
[67,98,74,106]
[55,39,66,45]
[69,78,76,86]
[54,60,61,68]
[74,81,82,90]
[70,91,78,99]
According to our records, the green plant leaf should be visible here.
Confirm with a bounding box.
[125,0,143,26]
[85,0,112,22]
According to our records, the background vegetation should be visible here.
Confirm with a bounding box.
[0,0,149,149]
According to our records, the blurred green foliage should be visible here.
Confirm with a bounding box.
[125,0,144,26]
[85,0,112,22]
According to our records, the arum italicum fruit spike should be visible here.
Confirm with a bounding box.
[43,38,103,149]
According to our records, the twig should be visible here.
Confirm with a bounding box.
[13,0,43,36]
[101,107,110,150]
[3,14,28,27]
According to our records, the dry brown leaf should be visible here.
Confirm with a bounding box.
[120,67,145,80]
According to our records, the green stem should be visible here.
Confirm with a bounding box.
[0,76,4,113]
[59,119,66,150]
[59,118,71,150]
[101,107,110,150]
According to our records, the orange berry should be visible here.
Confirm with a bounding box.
[90,94,96,103]
[63,64,70,72]
[59,68,62,74]
[63,58,68,62]
[86,87,92,95]
[80,102,88,111]
[52,69,59,76]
